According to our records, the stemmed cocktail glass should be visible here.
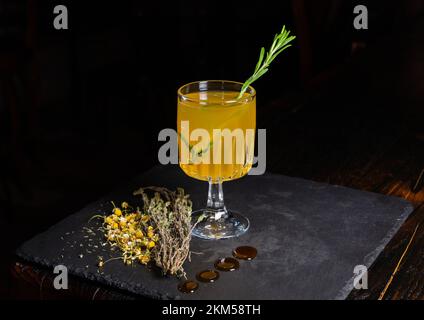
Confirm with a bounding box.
[177,80,256,239]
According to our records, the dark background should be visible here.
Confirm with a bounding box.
[1,0,423,299]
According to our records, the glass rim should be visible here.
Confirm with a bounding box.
[177,80,256,105]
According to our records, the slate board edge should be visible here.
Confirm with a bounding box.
[334,201,415,300]
[15,247,174,300]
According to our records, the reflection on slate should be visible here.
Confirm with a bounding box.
[16,165,414,300]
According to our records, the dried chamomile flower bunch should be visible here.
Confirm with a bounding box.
[133,187,195,277]
[94,201,158,266]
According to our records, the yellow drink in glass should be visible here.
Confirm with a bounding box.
[177,80,256,239]
[178,91,256,182]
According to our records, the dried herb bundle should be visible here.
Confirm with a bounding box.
[133,187,195,277]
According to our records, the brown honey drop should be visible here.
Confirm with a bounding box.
[197,270,220,283]
[214,257,240,272]
[178,280,198,293]
[233,246,257,260]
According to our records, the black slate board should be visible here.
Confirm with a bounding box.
[16,165,414,300]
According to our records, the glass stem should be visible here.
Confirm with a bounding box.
[206,178,228,220]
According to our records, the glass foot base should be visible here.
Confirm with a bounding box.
[191,209,250,240]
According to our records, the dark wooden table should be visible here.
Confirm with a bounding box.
[10,19,424,300]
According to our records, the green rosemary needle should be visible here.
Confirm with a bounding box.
[237,25,296,99]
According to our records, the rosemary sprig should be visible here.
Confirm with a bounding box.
[237,25,296,99]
